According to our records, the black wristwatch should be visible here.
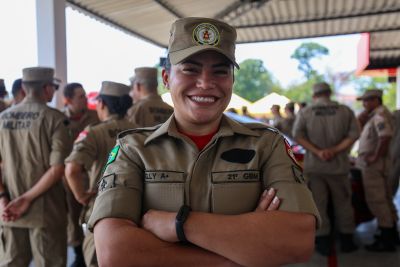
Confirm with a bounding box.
[175,205,191,243]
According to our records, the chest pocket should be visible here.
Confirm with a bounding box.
[211,170,261,215]
[143,171,185,212]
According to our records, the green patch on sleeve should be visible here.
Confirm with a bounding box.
[106,145,120,166]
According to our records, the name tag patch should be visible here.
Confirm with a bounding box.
[212,170,260,183]
[145,171,185,183]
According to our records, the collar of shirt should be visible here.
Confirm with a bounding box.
[144,114,260,146]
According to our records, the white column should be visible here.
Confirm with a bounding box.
[35,0,67,109]
[397,67,400,109]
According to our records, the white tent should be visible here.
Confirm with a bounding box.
[248,92,290,115]
[161,92,252,111]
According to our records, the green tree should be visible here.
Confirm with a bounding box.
[283,77,320,103]
[233,59,280,102]
[291,42,329,79]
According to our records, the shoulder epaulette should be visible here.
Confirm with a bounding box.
[118,124,161,139]
[244,122,280,133]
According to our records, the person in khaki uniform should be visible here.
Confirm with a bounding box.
[65,81,136,267]
[0,67,72,266]
[127,67,173,127]
[11,79,25,105]
[356,89,399,251]
[389,109,400,198]
[276,102,296,139]
[63,82,99,267]
[293,82,360,256]
[88,17,320,267]
[0,79,9,112]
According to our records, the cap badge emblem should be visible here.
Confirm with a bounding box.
[193,23,220,46]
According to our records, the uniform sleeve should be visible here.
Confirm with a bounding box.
[262,134,321,228]
[346,108,360,140]
[65,126,98,171]
[374,113,393,137]
[292,110,307,140]
[49,113,73,166]
[87,138,143,231]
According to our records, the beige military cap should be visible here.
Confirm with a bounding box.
[130,67,158,84]
[312,82,331,95]
[168,17,239,68]
[357,89,383,100]
[22,67,60,85]
[99,81,130,97]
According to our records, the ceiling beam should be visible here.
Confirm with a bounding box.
[236,27,400,45]
[66,1,166,48]
[153,0,184,18]
[235,8,400,28]
[215,0,271,21]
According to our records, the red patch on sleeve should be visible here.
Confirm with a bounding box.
[75,130,88,143]
[284,138,302,170]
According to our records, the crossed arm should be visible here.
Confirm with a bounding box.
[94,189,316,267]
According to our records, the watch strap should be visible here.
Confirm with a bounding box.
[175,205,191,242]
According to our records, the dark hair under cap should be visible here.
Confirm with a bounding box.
[64,82,83,99]
[98,94,132,118]
[11,78,23,97]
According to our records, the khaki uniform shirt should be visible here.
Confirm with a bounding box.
[0,96,72,228]
[0,99,9,113]
[64,107,99,139]
[277,114,295,139]
[65,115,137,223]
[293,98,360,175]
[88,115,320,230]
[358,105,393,156]
[390,110,400,159]
[127,95,173,127]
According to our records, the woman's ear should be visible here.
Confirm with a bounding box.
[161,69,169,90]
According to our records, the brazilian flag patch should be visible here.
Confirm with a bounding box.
[106,145,120,166]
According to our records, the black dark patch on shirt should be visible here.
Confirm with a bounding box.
[221,149,256,164]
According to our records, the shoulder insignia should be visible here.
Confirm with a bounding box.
[75,130,88,143]
[106,145,120,166]
[283,138,302,169]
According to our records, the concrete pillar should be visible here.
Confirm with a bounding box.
[35,0,67,109]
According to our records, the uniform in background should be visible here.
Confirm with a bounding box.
[389,109,400,197]
[127,67,173,127]
[0,79,9,112]
[63,82,100,267]
[356,89,398,251]
[0,67,72,266]
[65,81,136,267]
[293,82,359,255]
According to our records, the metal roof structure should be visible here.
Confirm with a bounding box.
[66,0,400,69]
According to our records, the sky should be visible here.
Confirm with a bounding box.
[0,0,360,94]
